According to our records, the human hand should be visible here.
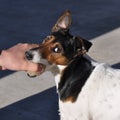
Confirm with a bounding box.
[0,43,42,73]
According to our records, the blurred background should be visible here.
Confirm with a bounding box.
[0,0,120,120]
[1,0,120,77]
[0,0,120,49]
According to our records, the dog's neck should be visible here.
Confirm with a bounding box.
[49,55,96,102]
[53,66,65,90]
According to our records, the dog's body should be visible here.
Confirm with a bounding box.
[26,10,120,120]
[58,61,120,120]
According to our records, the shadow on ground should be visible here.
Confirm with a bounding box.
[0,87,59,120]
[112,62,120,69]
[0,71,14,79]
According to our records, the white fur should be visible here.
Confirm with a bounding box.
[31,52,120,120]
[31,51,41,63]
[55,65,66,89]
[56,62,120,120]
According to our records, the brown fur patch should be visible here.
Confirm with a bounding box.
[42,35,55,44]
[63,96,76,103]
[41,35,69,65]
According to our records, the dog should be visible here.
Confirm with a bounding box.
[25,10,120,120]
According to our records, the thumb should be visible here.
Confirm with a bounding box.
[26,62,42,72]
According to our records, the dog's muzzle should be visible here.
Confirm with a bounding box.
[25,49,46,77]
[25,48,41,63]
[25,51,34,61]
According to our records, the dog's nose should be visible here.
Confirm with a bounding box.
[25,51,33,60]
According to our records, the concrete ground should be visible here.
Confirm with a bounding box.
[0,0,120,120]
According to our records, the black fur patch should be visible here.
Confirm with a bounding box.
[58,56,95,102]
[52,32,74,57]
[51,32,80,60]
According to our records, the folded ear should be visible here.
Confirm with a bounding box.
[82,38,92,52]
[75,36,92,54]
[52,10,72,33]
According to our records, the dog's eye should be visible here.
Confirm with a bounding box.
[53,47,62,53]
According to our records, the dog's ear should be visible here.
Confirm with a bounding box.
[52,10,72,33]
[75,36,92,54]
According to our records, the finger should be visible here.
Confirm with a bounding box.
[25,62,42,72]
[27,44,40,50]
[31,44,40,47]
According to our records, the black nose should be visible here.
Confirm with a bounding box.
[25,51,33,60]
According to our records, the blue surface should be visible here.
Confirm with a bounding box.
[0,87,59,120]
[0,0,120,49]
[0,0,120,78]
[0,0,120,120]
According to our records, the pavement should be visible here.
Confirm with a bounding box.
[0,0,120,120]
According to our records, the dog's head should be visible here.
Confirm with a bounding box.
[26,10,92,77]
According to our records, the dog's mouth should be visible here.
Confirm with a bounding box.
[38,63,46,74]
[27,63,46,78]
